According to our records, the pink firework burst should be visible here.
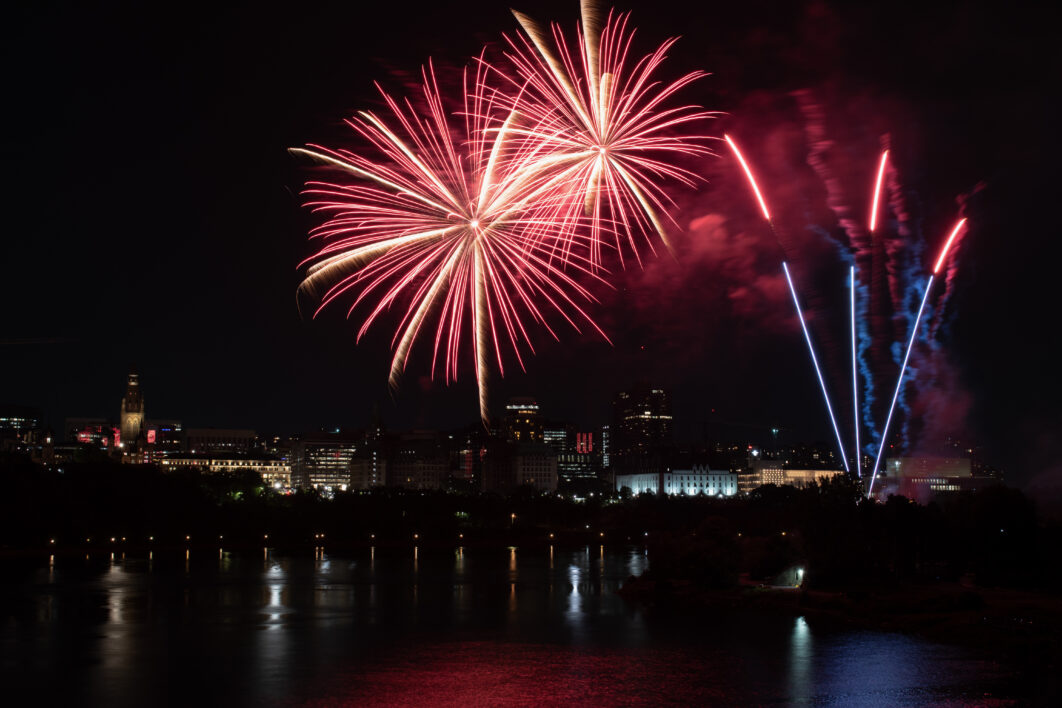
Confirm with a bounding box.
[292,60,609,424]
[499,0,715,268]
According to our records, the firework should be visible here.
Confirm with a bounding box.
[724,134,771,222]
[500,1,713,267]
[852,149,889,477]
[727,133,850,471]
[868,150,889,232]
[933,218,967,274]
[784,263,851,473]
[850,266,861,477]
[867,217,967,496]
[292,62,608,424]
[866,274,934,496]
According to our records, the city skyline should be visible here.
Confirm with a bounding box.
[2,0,1057,490]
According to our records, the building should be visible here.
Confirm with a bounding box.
[542,422,571,454]
[600,424,611,470]
[118,371,145,452]
[66,417,115,449]
[741,462,846,493]
[479,440,557,493]
[350,455,386,489]
[543,422,598,482]
[185,428,257,454]
[504,397,543,443]
[291,432,363,491]
[612,384,672,457]
[161,454,291,488]
[0,405,43,446]
[873,456,1001,503]
[617,465,738,497]
[512,443,558,491]
[145,419,183,457]
[389,430,449,490]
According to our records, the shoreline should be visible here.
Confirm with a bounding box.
[619,574,1062,671]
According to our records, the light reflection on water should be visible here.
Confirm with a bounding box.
[1,546,1017,707]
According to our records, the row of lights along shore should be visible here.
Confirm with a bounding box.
[45,529,668,546]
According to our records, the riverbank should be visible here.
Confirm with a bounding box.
[620,573,1062,693]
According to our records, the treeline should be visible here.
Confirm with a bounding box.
[2,457,1059,591]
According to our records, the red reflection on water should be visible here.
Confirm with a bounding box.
[300,641,731,706]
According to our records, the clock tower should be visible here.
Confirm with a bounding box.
[119,370,145,449]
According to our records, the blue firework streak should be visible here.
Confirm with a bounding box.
[807,223,880,464]
[896,235,927,449]
[856,278,877,457]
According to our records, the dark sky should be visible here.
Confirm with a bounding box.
[2,0,1059,487]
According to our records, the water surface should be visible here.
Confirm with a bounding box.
[1,546,1017,705]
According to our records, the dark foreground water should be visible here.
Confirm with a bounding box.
[1,546,1020,706]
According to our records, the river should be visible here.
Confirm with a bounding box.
[1,546,1019,705]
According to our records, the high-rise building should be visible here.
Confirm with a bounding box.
[600,424,611,470]
[504,397,543,443]
[611,384,673,474]
[119,371,145,451]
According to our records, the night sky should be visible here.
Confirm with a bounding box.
[3,0,1058,487]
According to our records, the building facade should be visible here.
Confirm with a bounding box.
[617,465,738,497]
[161,454,291,488]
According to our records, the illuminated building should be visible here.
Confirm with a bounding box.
[612,384,672,458]
[161,454,291,488]
[543,422,597,482]
[145,419,183,457]
[291,432,360,491]
[542,423,570,453]
[0,405,43,445]
[66,417,115,449]
[617,465,738,496]
[872,457,1001,503]
[601,424,611,469]
[504,397,543,443]
[119,371,145,452]
[185,428,257,453]
[743,462,845,493]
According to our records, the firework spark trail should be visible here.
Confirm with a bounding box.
[499,1,714,268]
[725,133,850,472]
[292,62,611,424]
[849,149,888,476]
[867,274,934,496]
[784,263,851,473]
[867,218,967,497]
[851,266,860,477]
[869,150,889,233]
[928,196,976,343]
[793,91,882,456]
